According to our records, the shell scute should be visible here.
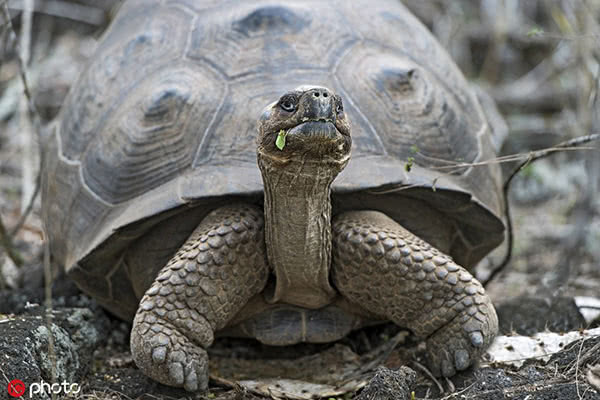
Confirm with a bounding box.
[60,5,194,161]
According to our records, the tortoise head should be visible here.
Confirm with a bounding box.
[256,86,352,308]
[257,85,352,172]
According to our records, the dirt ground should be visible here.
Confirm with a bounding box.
[1,1,599,399]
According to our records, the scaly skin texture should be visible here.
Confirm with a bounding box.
[331,210,498,377]
[130,204,269,391]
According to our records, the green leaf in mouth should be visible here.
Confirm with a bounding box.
[276,129,287,150]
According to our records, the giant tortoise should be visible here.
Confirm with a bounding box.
[42,0,505,391]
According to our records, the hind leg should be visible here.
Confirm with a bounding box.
[130,204,269,391]
[331,210,498,377]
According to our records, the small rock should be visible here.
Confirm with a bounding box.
[355,366,416,400]
[0,306,109,397]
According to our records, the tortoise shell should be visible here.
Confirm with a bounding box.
[42,0,504,320]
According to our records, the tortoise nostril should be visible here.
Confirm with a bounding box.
[322,92,328,98]
[314,92,320,97]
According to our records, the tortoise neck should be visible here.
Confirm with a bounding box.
[258,154,339,309]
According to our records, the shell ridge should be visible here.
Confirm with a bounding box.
[192,82,230,167]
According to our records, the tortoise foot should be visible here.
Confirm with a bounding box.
[131,318,209,391]
[332,210,498,377]
[424,289,497,377]
[130,204,269,391]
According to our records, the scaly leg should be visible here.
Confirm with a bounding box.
[332,210,498,377]
[130,204,269,391]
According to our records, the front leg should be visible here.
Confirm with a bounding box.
[131,204,269,391]
[331,210,498,377]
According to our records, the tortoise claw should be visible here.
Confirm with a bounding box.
[424,303,497,377]
[131,317,209,391]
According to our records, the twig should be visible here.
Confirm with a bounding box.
[0,0,45,263]
[209,374,239,389]
[483,133,600,287]
[411,360,444,394]
[368,147,585,194]
[19,0,36,216]
[439,379,479,400]
[566,341,600,377]
[210,374,266,398]
[369,145,596,194]
[575,337,585,400]
[9,169,40,237]
[0,363,10,385]
[580,305,600,311]
[339,330,408,383]
[369,134,599,287]
[427,146,594,172]
[0,1,40,119]
[445,376,455,393]
[43,235,58,400]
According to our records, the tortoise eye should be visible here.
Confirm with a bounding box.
[280,101,294,112]
[280,100,295,112]
[279,95,297,112]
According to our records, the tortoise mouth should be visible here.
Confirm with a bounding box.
[259,117,351,165]
[287,120,339,140]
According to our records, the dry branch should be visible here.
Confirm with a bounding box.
[19,0,35,215]
[483,133,600,287]
[368,133,599,287]
[0,0,45,269]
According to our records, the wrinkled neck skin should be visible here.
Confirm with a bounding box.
[258,152,343,309]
